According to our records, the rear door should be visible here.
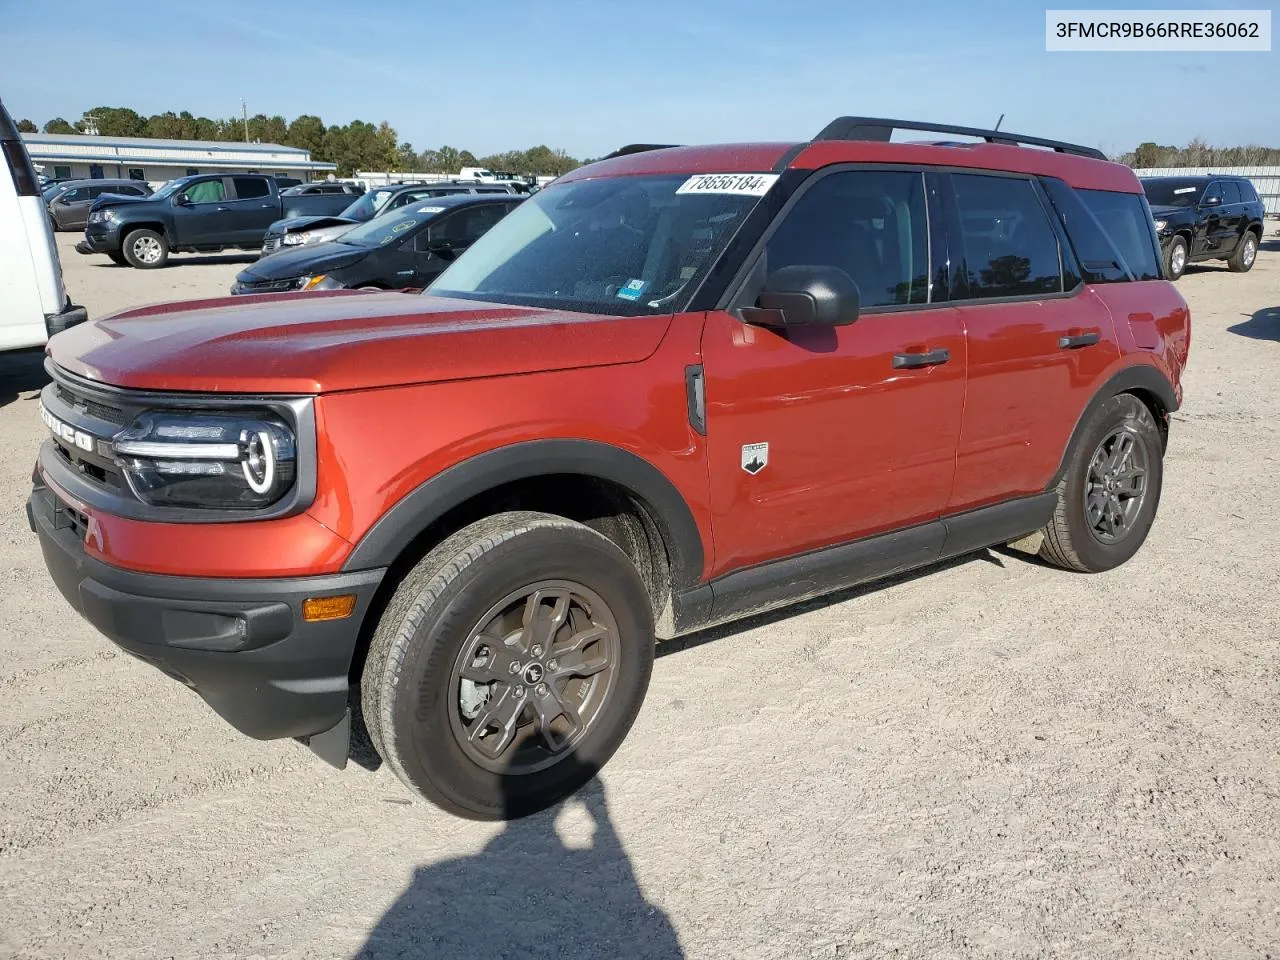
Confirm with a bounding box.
[944,171,1119,512]
[1217,181,1246,254]
[50,186,86,228]
[1197,180,1229,257]
[226,176,279,244]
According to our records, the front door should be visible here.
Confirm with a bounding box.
[172,177,231,246]
[701,168,966,576]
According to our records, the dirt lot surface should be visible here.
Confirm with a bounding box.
[1,235,1278,959]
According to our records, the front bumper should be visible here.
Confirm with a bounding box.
[80,221,123,254]
[28,478,385,744]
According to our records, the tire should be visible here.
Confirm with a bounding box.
[121,228,169,269]
[361,511,655,820]
[1164,236,1188,281]
[1039,393,1164,573]
[1228,231,1258,273]
[106,251,128,266]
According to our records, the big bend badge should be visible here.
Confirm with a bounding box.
[741,442,769,475]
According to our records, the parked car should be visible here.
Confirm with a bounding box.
[232,194,522,294]
[45,178,153,231]
[280,182,365,198]
[1141,175,1265,280]
[76,173,366,268]
[29,116,1189,819]
[260,181,522,255]
[0,97,85,351]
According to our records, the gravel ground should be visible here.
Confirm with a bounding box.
[1,235,1278,960]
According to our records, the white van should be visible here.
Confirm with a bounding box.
[0,98,85,352]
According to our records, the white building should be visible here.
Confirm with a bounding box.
[22,133,336,187]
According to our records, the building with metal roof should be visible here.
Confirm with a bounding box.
[21,133,336,187]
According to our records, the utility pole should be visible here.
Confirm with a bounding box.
[241,99,249,142]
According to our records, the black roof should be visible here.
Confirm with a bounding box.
[1140,174,1252,182]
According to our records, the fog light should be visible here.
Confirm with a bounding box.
[303,595,357,622]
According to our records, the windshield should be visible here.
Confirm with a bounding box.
[42,182,66,199]
[150,177,197,201]
[338,188,397,222]
[337,203,445,247]
[1142,180,1204,208]
[427,174,766,316]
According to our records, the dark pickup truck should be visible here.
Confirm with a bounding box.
[76,173,363,268]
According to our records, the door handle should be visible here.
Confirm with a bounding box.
[215,206,230,212]
[261,203,273,208]
[1058,331,1101,349]
[892,348,950,369]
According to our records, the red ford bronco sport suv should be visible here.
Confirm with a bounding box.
[30,117,1190,820]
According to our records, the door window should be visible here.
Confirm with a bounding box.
[232,177,271,200]
[1077,189,1162,281]
[762,170,930,307]
[1202,182,1223,204]
[1218,181,1241,204]
[182,179,226,204]
[118,185,146,196]
[59,187,84,203]
[87,186,108,199]
[951,175,1063,299]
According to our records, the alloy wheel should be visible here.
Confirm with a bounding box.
[133,236,162,265]
[1243,237,1256,267]
[1083,426,1149,544]
[448,581,621,775]
[1170,244,1186,275]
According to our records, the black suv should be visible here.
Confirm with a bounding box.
[1141,175,1264,280]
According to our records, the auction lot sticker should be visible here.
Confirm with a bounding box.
[676,173,779,196]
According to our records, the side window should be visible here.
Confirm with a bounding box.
[1219,181,1241,204]
[1203,181,1223,204]
[1077,189,1161,281]
[952,175,1063,299]
[1240,180,1260,203]
[183,179,227,204]
[59,188,84,203]
[763,169,930,307]
[232,177,271,200]
[87,186,107,199]
[459,204,509,241]
[120,185,145,196]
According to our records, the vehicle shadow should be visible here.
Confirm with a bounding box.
[1227,306,1280,342]
[89,253,259,268]
[0,348,49,411]
[1260,238,1280,253]
[353,765,684,960]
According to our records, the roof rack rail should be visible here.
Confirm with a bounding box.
[600,143,681,161]
[814,116,1107,161]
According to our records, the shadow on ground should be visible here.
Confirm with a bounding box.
[0,348,48,411]
[354,773,683,960]
[1228,306,1280,342]
[89,253,259,268]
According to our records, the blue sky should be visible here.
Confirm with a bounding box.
[2,0,1275,158]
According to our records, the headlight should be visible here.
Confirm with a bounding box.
[1153,219,1167,231]
[282,231,316,246]
[88,210,116,224]
[300,275,344,291]
[112,411,296,509]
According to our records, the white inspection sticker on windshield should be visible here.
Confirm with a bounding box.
[1173,187,1198,194]
[676,173,779,196]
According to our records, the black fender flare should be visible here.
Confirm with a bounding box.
[1049,365,1178,488]
[340,438,706,588]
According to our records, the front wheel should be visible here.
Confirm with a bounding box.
[121,228,169,269]
[361,511,655,820]
[1038,393,1164,573]
[1164,236,1188,280]
[1228,231,1258,273]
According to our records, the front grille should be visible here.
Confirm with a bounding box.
[241,277,302,293]
[261,235,282,255]
[55,383,126,425]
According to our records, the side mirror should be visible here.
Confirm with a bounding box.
[740,264,861,328]
[1201,195,1221,207]
[174,194,191,206]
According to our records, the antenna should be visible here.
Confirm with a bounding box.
[993,113,1005,132]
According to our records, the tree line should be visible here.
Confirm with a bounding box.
[15,106,581,178]
[1118,139,1280,167]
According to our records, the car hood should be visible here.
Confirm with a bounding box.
[47,294,673,394]
[1148,204,1192,219]
[237,242,368,281]
[88,193,153,213]
[268,215,357,234]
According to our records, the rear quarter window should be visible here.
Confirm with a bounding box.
[1077,189,1162,282]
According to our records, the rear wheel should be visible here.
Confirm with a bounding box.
[361,511,655,820]
[1228,231,1258,273]
[1039,393,1164,573]
[1164,236,1188,280]
[121,228,168,269]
